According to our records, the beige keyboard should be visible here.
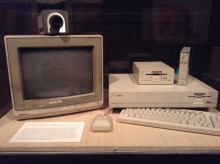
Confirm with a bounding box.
[117,108,220,136]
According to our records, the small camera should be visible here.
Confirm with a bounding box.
[38,10,69,35]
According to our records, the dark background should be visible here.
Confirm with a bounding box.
[0,0,220,115]
[0,0,220,162]
[0,153,220,164]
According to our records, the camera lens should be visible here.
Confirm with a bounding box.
[50,15,63,29]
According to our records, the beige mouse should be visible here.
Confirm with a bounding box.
[91,115,113,132]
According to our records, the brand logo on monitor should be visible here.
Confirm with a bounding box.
[49,100,62,105]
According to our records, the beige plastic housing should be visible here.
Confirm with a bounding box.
[5,35,103,120]
[133,61,174,85]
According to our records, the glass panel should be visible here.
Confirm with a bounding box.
[0,0,219,112]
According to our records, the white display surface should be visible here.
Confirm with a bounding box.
[10,122,85,142]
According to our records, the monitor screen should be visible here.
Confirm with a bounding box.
[5,35,103,120]
[20,47,93,99]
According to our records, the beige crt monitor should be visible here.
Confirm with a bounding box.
[5,35,103,120]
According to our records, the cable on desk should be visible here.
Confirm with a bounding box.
[104,107,112,116]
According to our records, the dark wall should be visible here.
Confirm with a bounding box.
[0,0,220,116]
